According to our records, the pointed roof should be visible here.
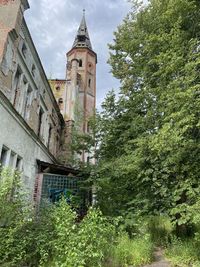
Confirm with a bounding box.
[72,9,93,50]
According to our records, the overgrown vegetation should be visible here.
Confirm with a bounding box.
[104,234,154,267]
[0,168,114,267]
[0,168,155,267]
[2,0,200,266]
[92,0,200,265]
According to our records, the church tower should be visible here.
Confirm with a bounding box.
[65,10,97,123]
[50,10,97,163]
[65,10,97,162]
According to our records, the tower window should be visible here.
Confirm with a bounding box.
[78,35,85,42]
[88,78,91,88]
[58,98,63,104]
[56,86,60,91]
[79,59,83,67]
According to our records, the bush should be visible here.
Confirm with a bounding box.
[165,238,200,267]
[104,233,154,267]
[0,168,116,267]
[0,168,34,266]
[50,199,115,267]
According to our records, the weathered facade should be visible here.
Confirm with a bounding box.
[0,0,96,202]
[0,0,65,196]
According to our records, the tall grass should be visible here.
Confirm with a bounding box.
[104,234,154,267]
[147,215,173,246]
[165,238,200,267]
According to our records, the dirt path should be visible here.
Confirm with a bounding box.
[143,247,171,267]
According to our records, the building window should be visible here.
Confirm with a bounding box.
[56,86,60,91]
[88,78,91,88]
[31,64,36,77]
[16,156,22,171]
[48,125,52,149]
[13,68,22,107]
[58,98,63,103]
[24,86,32,120]
[78,35,85,42]
[38,108,44,137]
[79,59,83,67]
[9,151,16,168]
[22,43,27,58]
[0,146,8,167]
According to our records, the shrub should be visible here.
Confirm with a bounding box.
[0,168,33,266]
[0,168,116,267]
[51,199,115,267]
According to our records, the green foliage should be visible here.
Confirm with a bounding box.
[104,234,154,267]
[165,238,200,266]
[95,0,200,234]
[0,169,116,267]
[51,199,115,267]
[147,216,173,246]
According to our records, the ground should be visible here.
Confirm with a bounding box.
[143,248,170,267]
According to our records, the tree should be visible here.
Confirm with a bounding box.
[96,0,200,235]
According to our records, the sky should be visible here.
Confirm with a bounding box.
[25,0,132,109]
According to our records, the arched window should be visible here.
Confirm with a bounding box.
[56,86,60,91]
[79,59,83,67]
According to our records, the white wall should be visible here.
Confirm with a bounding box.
[0,95,55,197]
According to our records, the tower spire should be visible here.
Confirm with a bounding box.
[72,10,92,50]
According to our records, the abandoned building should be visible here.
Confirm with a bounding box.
[0,0,97,205]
